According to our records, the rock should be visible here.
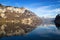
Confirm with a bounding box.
[0,4,42,37]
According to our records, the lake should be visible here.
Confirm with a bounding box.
[0,23,60,40]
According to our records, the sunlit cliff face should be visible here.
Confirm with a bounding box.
[21,16,41,26]
[0,4,42,37]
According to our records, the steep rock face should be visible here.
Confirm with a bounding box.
[0,4,42,37]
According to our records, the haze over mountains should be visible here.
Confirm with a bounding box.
[41,17,55,24]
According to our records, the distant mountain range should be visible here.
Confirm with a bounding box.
[41,17,55,24]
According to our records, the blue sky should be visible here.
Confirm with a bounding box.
[0,0,60,18]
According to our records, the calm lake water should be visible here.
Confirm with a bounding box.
[0,23,60,40]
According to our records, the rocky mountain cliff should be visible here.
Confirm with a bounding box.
[0,4,42,37]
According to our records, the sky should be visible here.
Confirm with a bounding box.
[0,0,60,18]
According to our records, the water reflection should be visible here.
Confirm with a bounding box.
[26,23,60,40]
[0,22,60,40]
[0,22,36,37]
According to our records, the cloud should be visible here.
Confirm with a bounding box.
[1,1,59,18]
[27,5,60,18]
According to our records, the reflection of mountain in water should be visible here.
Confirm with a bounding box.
[0,22,36,37]
[0,16,60,40]
[0,22,60,40]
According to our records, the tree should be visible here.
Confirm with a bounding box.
[54,14,60,28]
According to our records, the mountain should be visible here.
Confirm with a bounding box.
[0,4,42,37]
[54,14,60,28]
[41,17,55,24]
